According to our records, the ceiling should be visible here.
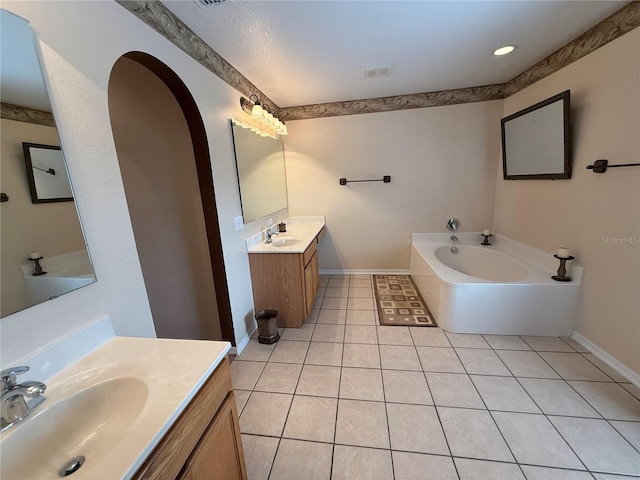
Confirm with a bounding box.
[1,9,51,112]
[164,0,626,108]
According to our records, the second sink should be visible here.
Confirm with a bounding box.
[271,238,301,247]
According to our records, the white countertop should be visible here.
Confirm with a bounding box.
[247,216,325,254]
[1,332,230,480]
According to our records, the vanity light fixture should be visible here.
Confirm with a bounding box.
[231,118,277,140]
[492,44,517,56]
[240,95,288,136]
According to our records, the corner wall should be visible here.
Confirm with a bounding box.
[284,101,503,270]
[492,29,640,373]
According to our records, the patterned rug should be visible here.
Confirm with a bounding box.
[373,275,437,327]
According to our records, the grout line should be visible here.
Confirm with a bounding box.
[237,274,639,477]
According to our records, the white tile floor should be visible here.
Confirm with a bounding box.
[232,274,640,480]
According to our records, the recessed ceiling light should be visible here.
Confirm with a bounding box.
[493,45,517,56]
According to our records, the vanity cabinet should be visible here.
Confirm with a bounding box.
[249,227,325,328]
[133,357,247,480]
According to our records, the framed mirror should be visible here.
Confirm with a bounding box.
[501,90,571,180]
[22,142,73,203]
[0,9,96,317]
[230,119,288,223]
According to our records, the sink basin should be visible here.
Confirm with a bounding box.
[271,238,301,247]
[1,377,148,479]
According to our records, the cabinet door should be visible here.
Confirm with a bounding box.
[179,393,247,480]
[304,251,319,315]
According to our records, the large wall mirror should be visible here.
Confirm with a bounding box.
[230,120,288,223]
[0,9,96,317]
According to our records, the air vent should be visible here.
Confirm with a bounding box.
[194,0,225,7]
[364,66,392,79]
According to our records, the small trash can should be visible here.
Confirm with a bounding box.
[255,309,280,344]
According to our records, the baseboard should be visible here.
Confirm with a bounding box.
[571,331,640,387]
[319,269,410,275]
[230,323,257,356]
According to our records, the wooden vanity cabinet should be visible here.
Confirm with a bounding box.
[133,357,247,480]
[249,227,325,328]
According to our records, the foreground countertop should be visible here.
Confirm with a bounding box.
[1,335,230,480]
[247,216,326,254]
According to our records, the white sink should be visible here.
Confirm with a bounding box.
[1,377,148,479]
[0,335,230,480]
[271,238,301,247]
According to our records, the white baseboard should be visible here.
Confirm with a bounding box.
[571,331,640,387]
[230,323,257,356]
[319,269,410,275]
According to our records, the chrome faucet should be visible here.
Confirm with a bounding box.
[450,235,459,254]
[265,227,279,244]
[1,366,46,432]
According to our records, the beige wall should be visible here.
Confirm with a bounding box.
[284,102,503,270]
[1,1,284,365]
[0,118,86,316]
[109,57,222,341]
[493,29,640,373]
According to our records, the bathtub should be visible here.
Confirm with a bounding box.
[22,249,96,304]
[410,233,583,336]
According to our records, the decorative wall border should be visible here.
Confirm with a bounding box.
[1,102,55,127]
[115,0,280,116]
[279,84,506,121]
[118,1,639,121]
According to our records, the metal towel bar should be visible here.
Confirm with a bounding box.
[339,175,391,185]
[586,159,640,173]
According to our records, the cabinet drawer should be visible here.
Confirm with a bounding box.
[303,240,317,266]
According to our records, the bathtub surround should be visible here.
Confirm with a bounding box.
[411,233,583,337]
[493,28,640,373]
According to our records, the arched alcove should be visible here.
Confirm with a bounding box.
[108,52,234,344]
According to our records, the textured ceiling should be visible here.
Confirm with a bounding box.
[164,0,627,108]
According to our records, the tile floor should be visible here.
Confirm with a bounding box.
[231,274,640,480]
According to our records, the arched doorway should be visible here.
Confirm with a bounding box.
[108,52,234,344]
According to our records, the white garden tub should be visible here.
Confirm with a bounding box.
[410,233,583,336]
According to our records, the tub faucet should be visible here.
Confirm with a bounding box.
[450,235,458,243]
[1,366,46,432]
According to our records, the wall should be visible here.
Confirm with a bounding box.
[0,1,282,365]
[284,102,503,270]
[493,28,640,373]
[0,118,86,316]
[109,57,222,341]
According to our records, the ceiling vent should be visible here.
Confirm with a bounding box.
[364,66,392,79]
[194,0,226,7]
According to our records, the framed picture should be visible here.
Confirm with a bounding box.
[22,142,73,203]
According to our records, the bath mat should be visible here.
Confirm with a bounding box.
[373,275,436,327]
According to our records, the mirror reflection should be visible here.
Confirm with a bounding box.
[0,9,96,317]
[231,120,288,223]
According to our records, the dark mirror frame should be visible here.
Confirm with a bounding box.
[501,90,572,180]
[22,142,73,203]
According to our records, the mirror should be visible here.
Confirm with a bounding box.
[22,142,73,202]
[501,90,572,180]
[230,120,288,223]
[0,9,96,317]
